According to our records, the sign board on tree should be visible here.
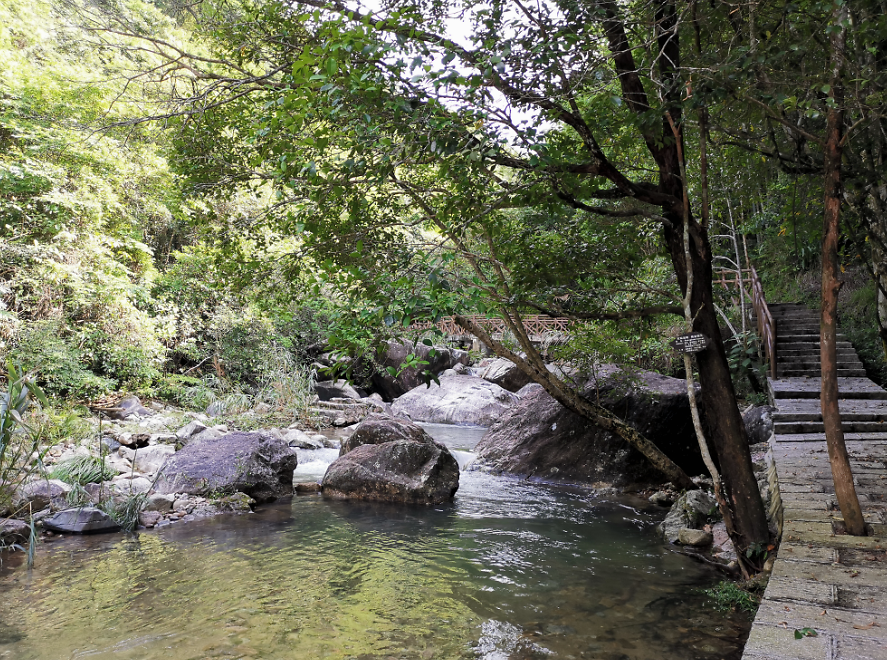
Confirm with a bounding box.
[672,332,710,354]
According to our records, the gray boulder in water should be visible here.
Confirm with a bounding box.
[322,416,459,504]
[43,507,120,534]
[339,414,432,456]
[154,431,297,502]
[471,365,707,488]
[391,371,519,426]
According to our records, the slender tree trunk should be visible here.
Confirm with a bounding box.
[453,314,696,491]
[821,7,866,537]
[662,218,771,552]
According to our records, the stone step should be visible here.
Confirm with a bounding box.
[777,342,853,351]
[774,398,887,414]
[777,350,858,359]
[773,411,887,423]
[776,357,859,365]
[778,369,869,378]
[772,431,887,443]
[769,377,887,400]
[775,420,887,434]
[777,334,848,343]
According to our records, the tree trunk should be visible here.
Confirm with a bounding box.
[821,8,866,536]
[454,314,696,491]
[662,213,771,553]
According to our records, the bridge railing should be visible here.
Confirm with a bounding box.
[410,315,573,338]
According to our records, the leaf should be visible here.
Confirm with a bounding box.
[794,628,818,639]
[852,622,879,630]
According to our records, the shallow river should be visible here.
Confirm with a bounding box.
[0,423,749,660]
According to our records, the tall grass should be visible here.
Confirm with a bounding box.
[0,363,48,514]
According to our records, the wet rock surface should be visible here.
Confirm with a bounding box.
[154,431,297,502]
[742,404,775,445]
[472,366,707,488]
[477,358,533,392]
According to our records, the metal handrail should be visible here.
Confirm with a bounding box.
[749,266,777,379]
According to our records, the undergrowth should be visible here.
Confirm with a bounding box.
[50,455,115,486]
[704,580,762,617]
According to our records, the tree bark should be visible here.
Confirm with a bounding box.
[454,314,696,491]
[821,7,866,536]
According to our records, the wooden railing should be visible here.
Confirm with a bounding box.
[749,266,778,379]
[411,315,573,338]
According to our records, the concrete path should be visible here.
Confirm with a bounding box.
[743,304,887,660]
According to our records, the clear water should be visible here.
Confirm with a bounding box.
[0,426,749,660]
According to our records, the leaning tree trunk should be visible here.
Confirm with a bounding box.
[821,9,866,536]
[662,210,771,554]
[454,314,696,491]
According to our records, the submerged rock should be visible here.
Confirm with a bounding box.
[658,490,719,544]
[154,431,297,502]
[472,366,707,489]
[391,372,519,426]
[43,507,120,534]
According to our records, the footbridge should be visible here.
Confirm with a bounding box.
[410,315,574,344]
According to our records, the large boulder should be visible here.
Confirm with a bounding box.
[322,436,459,504]
[314,379,362,401]
[339,414,433,455]
[658,490,719,544]
[372,340,470,400]
[14,479,71,513]
[107,395,153,420]
[43,507,120,534]
[743,405,775,445]
[471,365,708,488]
[477,358,533,392]
[154,431,298,502]
[131,444,175,474]
[0,518,29,545]
[391,372,519,426]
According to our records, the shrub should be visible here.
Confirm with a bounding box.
[703,581,761,616]
[49,455,115,486]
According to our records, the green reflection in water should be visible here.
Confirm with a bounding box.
[0,474,749,660]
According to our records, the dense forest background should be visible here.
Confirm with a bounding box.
[1,0,885,415]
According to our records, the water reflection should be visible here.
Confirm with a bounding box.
[0,425,749,660]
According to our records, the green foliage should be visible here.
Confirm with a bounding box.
[0,363,49,513]
[49,455,115,486]
[703,581,761,617]
[7,320,115,399]
[100,492,147,533]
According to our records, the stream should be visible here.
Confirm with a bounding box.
[0,423,750,660]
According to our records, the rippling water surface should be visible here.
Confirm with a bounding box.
[0,424,749,660]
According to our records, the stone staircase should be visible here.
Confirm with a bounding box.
[761,303,887,443]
